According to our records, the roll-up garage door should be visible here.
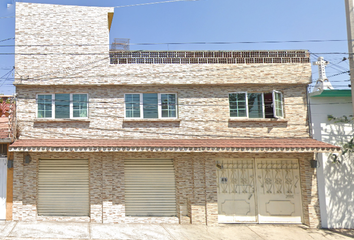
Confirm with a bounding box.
[38,159,89,216]
[125,159,176,217]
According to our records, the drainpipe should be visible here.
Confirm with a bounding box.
[307,85,313,138]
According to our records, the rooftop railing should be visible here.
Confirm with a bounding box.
[110,50,310,64]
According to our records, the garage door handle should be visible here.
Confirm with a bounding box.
[248,194,253,200]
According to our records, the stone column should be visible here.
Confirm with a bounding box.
[191,154,206,224]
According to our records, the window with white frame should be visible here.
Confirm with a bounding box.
[37,93,88,119]
[125,93,177,119]
[229,90,283,119]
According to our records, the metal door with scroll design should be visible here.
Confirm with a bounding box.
[217,159,256,223]
[256,159,302,223]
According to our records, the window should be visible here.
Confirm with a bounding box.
[125,93,177,119]
[229,90,283,119]
[0,144,7,156]
[37,93,88,119]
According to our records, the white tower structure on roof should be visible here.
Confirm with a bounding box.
[311,57,333,95]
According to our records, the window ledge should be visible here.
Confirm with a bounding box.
[229,118,288,123]
[34,118,90,123]
[123,118,180,122]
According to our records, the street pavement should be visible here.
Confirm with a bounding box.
[0,221,353,240]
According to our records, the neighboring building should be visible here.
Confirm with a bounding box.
[0,95,15,221]
[10,2,339,226]
[310,89,354,228]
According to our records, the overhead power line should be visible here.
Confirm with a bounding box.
[0,0,199,20]
[0,39,351,48]
[0,68,14,88]
[0,51,351,56]
[0,16,14,19]
[327,71,350,78]
[114,0,199,8]
[0,37,14,43]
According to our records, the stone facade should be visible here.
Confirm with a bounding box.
[17,85,309,140]
[14,3,311,141]
[15,3,311,88]
[12,2,322,227]
[12,152,319,227]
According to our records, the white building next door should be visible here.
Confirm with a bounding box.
[0,157,7,221]
[217,158,302,224]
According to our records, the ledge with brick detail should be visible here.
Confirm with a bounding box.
[228,118,288,123]
[9,138,340,153]
[34,118,90,123]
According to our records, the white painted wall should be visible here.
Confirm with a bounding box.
[310,94,354,228]
[0,157,7,221]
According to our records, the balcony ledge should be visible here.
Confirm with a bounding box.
[229,118,288,123]
[34,118,90,123]
[123,118,180,122]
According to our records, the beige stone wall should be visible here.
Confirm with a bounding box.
[15,2,113,82]
[17,85,309,139]
[14,3,312,140]
[14,3,311,87]
[12,152,318,227]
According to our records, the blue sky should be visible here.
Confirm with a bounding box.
[0,0,350,94]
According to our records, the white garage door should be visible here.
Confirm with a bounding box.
[38,159,89,216]
[217,158,302,223]
[125,159,176,217]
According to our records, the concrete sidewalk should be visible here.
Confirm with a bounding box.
[0,221,353,240]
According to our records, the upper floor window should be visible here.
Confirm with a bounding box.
[125,93,177,119]
[37,93,88,119]
[229,91,283,119]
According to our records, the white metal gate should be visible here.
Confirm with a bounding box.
[256,159,302,223]
[217,159,256,223]
[217,158,302,223]
[124,159,177,217]
[0,157,7,220]
[38,159,89,216]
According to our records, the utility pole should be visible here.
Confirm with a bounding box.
[345,0,354,114]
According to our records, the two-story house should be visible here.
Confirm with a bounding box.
[10,2,339,227]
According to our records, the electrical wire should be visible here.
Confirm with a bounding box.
[13,96,354,107]
[0,16,14,19]
[327,71,350,78]
[114,0,199,8]
[0,37,14,43]
[310,51,349,74]
[0,39,352,47]
[0,68,14,83]
[0,68,14,88]
[14,64,311,82]
[0,0,199,21]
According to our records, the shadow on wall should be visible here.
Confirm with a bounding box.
[320,123,354,228]
[324,154,354,228]
[320,122,354,146]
